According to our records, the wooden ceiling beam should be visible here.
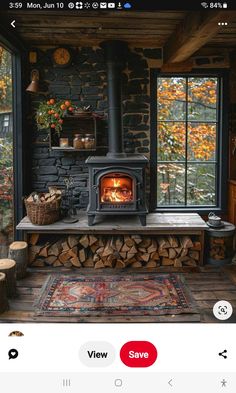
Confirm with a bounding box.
[163,10,233,63]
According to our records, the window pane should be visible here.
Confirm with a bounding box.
[157,122,185,161]
[0,46,13,256]
[188,122,216,161]
[157,163,185,206]
[188,77,217,121]
[157,77,186,120]
[187,164,216,205]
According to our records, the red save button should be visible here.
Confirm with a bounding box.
[120,341,157,367]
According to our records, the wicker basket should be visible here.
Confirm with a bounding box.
[25,197,61,225]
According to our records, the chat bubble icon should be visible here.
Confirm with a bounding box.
[8,349,19,360]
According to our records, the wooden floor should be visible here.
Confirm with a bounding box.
[1,266,236,323]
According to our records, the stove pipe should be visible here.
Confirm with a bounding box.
[100,40,128,158]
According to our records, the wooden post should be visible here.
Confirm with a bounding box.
[0,273,9,314]
[0,259,17,298]
[8,241,28,279]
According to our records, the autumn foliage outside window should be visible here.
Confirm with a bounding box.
[0,46,13,250]
[157,76,218,207]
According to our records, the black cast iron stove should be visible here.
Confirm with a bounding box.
[86,40,148,226]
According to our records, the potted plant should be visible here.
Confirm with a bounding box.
[36,98,74,134]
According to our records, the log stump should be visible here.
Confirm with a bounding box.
[8,241,28,279]
[0,273,9,314]
[0,259,17,298]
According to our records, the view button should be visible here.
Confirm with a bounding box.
[120,341,157,367]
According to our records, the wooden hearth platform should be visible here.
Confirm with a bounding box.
[0,266,236,323]
[17,212,207,234]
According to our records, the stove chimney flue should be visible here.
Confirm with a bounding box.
[100,40,128,158]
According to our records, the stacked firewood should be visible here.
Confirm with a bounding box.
[209,237,226,260]
[26,187,62,203]
[29,234,201,268]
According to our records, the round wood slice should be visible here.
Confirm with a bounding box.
[0,259,16,270]
[9,241,28,250]
[0,258,17,298]
[0,272,9,314]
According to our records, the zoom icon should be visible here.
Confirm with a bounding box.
[213,301,233,320]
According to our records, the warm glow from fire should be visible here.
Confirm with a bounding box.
[101,175,133,203]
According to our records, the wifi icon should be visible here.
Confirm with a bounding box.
[201,2,208,7]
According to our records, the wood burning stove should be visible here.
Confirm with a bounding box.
[86,40,148,226]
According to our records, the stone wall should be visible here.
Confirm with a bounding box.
[29,46,162,210]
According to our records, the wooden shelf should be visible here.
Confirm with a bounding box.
[51,147,96,152]
[49,116,98,151]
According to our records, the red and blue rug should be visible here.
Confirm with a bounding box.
[35,273,198,317]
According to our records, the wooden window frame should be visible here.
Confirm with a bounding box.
[150,68,229,213]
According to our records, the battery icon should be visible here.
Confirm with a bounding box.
[223,2,228,7]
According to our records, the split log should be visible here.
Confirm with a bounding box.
[180,236,193,248]
[181,248,188,257]
[174,259,183,267]
[140,253,150,262]
[79,249,86,263]
[140,237,152,248]
[162,257,174,266]
[69,257,81,267]
[115,236,123,252]
[68,235,78,249]
[59,251,71,264]
[119,252,127,259]
[115,260,126,268]
[38,244,50,258]
[168,248,177,259]
[8,241,28,279]
[64,261,72,268]
[79,235,90,248]
[158,248,169,257]
[121,243,130,252]
[48,241,62,256]
[53,260,63,267]
[182,259,197,267]
[189,251,200,261]
[175,247,182,256]
[147,239,157,254]
[89,235,98,246]
[146,260,157,268]
[95,260,104,269]
[131,235,142,244]
[150,251,160,260]
[158,237,170,249]
[168,235,178,248]
[83,258,94,267]
[104,254,115,267]
[191,241,201,251]
[131,261,142,268]
[29,233,39,245]
[90,242,100,253]
[124,235,135,247]
[93,254,100,262]
[68,246,78,258]
[45,255,57,265]
[62,241,70,252]
[102,240,113,257]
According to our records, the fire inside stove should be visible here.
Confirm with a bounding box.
[100,174,133,203]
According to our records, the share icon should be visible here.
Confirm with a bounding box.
[219,349,227,359]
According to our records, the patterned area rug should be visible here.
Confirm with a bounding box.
[34,274,198,317]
